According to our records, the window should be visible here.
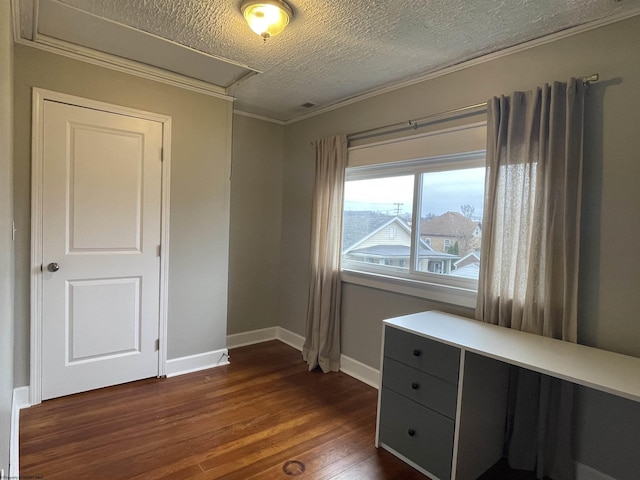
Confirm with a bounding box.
[340,123,487,307]
[428,261,444,274]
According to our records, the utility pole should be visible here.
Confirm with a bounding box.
[393,203,403,216]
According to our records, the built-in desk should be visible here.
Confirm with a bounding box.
[375,311,640,480]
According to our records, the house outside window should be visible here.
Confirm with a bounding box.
[340,123,487,307]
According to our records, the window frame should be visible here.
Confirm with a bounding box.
[341,150,485,308]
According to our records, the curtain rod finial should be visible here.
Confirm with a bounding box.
[583,73,599,85]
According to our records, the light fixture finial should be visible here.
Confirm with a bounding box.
[240,0,293,41]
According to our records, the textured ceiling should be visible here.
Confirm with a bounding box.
[20,0,640,121]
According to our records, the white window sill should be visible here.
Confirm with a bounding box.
[340,269,477,309]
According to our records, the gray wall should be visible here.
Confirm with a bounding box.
[341,284,472,368]
[13,44,233,385]
[228,114,284,334]
[279,16,640,478]
[0,0,14,473]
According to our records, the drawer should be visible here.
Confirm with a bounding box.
[382,357,458,419]
[379,388,454,480]
[384,325,460,383]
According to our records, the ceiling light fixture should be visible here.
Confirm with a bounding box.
[240,0,293,41]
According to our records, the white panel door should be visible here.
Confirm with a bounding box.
[41,100,163,400]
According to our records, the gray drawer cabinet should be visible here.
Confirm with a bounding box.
[376,311,640,480]
[377,325,461,480]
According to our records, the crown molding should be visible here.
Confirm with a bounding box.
[233,109,286,125]
[282,8,640,125]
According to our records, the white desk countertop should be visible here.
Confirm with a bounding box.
[384,311,640,403]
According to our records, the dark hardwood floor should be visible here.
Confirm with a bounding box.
[20,341,428,479]
[21,340,539,479]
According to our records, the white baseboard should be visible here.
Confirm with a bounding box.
[165,348,229,377]
[10,386,30,480]
[576,462,617,480]
[226,326,304,351]
[12,386,30,410]
[339,354,380,389]
[226,327,277,349]
[275,327,305,350]
[227,327,381,389]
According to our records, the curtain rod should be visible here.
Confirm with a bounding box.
[346,73,599,142]
[348,103,486,142]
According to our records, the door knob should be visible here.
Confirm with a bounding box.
[47,262,60,272]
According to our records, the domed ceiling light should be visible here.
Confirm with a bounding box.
[240,0,293,41]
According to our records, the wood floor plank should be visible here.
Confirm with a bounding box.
[239,415,376,480]
[21,341,429,479]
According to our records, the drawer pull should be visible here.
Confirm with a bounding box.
[411,382,420,390]
[407,429,416,437]
[413,349,422,357]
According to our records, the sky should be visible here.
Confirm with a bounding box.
[344,167,485,219]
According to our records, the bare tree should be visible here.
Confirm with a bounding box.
[460,204,475,219]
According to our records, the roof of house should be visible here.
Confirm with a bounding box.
[449,262,480,279]
[420,211,480,238]
[342,211,396,251]
[454,251,481,267]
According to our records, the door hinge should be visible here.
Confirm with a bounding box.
[155,339,160,351]
[157,245,161,257]
[160,148,164,162]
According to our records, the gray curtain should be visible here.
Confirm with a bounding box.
[476,79,585,479]
[302,134,347,373]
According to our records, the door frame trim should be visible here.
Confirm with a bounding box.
[30,87,172,405]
